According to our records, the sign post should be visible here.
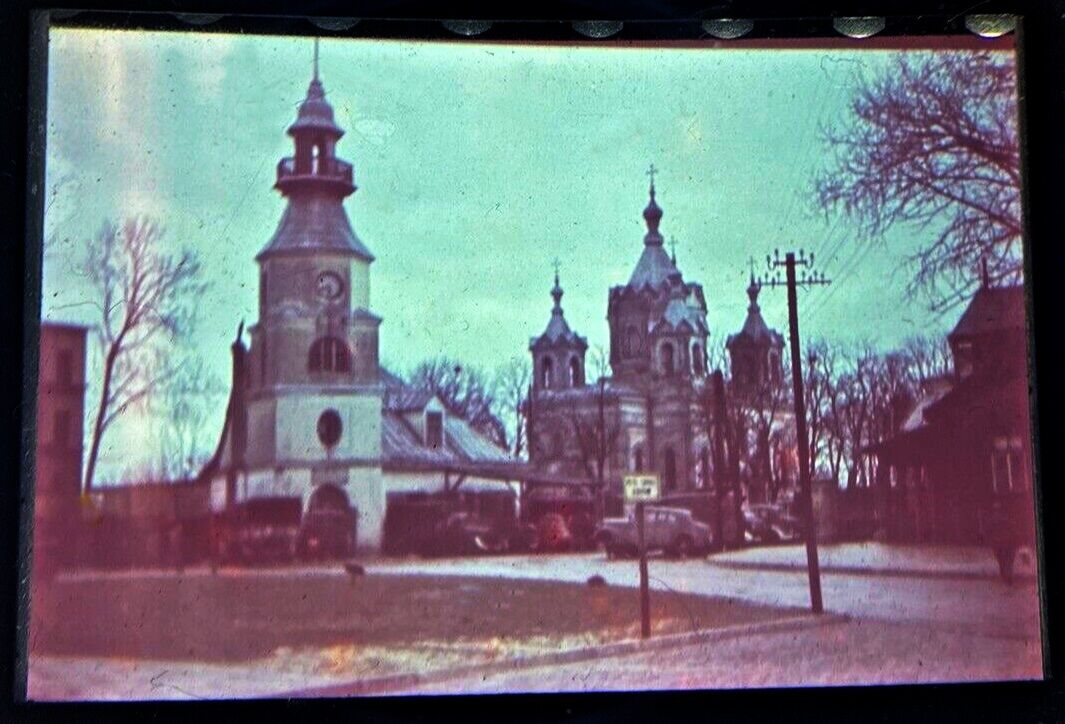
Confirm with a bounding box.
[624,474,660,639]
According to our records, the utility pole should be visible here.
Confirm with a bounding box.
[709,370,730,549]
[762,249,830,614]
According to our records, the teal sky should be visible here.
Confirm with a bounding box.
[41,29,1017,482]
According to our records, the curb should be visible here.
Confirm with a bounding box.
[280,612,849,698]
[707,560,1034,582]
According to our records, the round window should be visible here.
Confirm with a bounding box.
[317,409,343,448]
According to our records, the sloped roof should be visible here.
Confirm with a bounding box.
[628,244,681,289]
[727,280,783,349]
[257,196,374,261]
[381,411,514,467]
[950,285,1025,339]
[899,379,954,433]
[383,386,435,413]
[661,296,707,333]
[534,311,585,347]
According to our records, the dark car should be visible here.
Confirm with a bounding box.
[295,507,355,560]
[743,503,802,544]
[424,512,521,557]
[219,498,303,565]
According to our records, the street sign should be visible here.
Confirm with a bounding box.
[624,474,661,503]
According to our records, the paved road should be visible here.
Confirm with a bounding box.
[369,552,1043,640]
[397,617,1042,694]
[365,551,1043,693]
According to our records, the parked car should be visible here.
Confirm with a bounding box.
[295,507,355,561]
[743,503,802,544]
[218,498,303,565]
[421,512,535,557]
[594,506,713,559]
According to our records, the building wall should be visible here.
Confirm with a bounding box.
[34,323,87,572]
[273,390,382,462]
[530,382,713,497]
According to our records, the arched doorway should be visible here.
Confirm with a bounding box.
[297,485,357,560]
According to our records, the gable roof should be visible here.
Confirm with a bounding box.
[950,285,1025,339]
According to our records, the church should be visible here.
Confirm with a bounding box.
[200,49,791,555]
[201,55,522,553]
[525,173,788,509]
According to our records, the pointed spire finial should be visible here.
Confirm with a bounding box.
[313,37,320,82]
[746,260,762,307]
[550,259,564,312]
[669,236,678,265]
[646,162,658,196]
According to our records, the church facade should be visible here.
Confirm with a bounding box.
[526,180,718,502]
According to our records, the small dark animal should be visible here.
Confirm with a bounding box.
[586,574,607,588]
[343,561,365,578]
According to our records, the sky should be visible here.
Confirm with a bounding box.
[40,28,1018,483]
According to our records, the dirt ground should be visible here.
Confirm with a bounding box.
[28,569,798,663]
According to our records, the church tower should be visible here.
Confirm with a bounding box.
[237,45,386,549]
[608,171,709,381]
[726,272,785,396]
[530,267,588,391]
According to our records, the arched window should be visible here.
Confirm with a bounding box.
[309,337,351,373]
[541,356,554,388]
[625,325,640,357]
[633,446,644,473]
[660,342,675,375]
[663,447,677,492]
[569,356,583,387]
[692,343,704,376]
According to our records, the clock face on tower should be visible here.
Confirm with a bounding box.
[315,271,344,301]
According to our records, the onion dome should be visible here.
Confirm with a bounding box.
[531,269,587,350]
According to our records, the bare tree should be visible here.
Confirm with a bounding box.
[82,218,205,492]
[901,334,953,388]
[493,356,531,457]
[408,356,507,447]
[157,354,227,481]
[804,338,838,481]
[815,51,1021,311]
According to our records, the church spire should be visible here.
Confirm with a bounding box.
[747,257,761,310]
[642,164,664,246]
[259,39,373,262]
[313,37,320,82]
[551,258,564,313]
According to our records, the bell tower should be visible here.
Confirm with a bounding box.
[240,40,385,549]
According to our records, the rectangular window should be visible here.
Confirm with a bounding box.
[991,436,1027,493]
[426,411,443,449]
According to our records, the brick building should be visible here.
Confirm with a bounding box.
[32,322,87,573]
